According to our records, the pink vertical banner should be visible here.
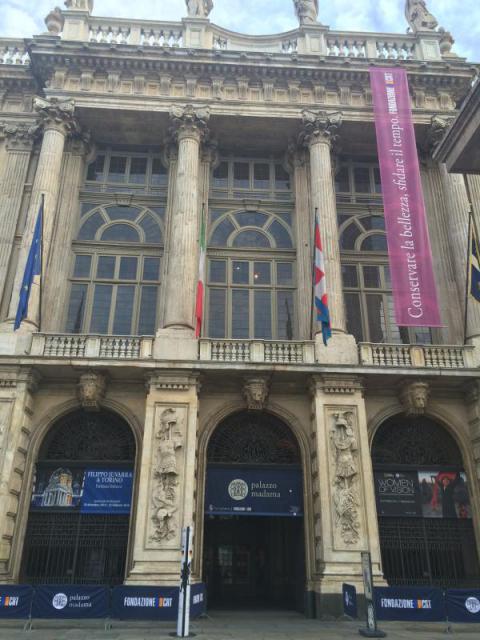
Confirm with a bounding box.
[370,67,441,327]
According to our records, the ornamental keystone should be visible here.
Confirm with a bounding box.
[399,380,430,416]
[78,371,107,411]
[243,376,270,411]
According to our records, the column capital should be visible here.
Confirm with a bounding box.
[201,136,219,166]
[66,129,93,157]
[286,140,308,170]
[34,97,80,137]
[169,104,210,144]
[299,109,342,148]
[424,114,455,156]
[2,121,39,152]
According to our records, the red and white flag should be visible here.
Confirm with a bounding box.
[195,207,206,338]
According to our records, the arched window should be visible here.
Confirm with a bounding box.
[206,209,295,340]
[66,204,164,335]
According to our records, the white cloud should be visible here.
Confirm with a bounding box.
[1,0,478,60]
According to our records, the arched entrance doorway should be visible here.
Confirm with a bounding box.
[372,414,480,587]
[22,409,136,585]
[203,410,305,611]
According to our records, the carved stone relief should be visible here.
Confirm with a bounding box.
[399,380,430,415]
[330,410,361,546]
[405,0,438,33]
[294,0,319,25]
[0,400,13,463]
[77,371,107,411]
[150,407,185,545]
[243,376,270,410]
[186,0,213,18]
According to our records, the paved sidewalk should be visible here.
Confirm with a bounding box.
[0,610,479,639]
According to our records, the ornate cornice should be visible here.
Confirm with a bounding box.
[310,375,364,396]
[146,371,201,392]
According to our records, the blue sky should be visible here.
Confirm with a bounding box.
[2,0,480,61]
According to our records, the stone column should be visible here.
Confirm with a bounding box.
[8,98,78,331]
[42,134,91,332]
[0,124,37,310]
[0,367,39,581]
[462,382,480,562]
[289,144,313,340]
[309,375,384,617]
[127,371,200,585]
[300,110,357,363]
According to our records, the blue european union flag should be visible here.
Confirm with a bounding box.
[14,201,43,331]
[470,222,480,303]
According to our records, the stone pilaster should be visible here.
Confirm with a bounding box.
[300,110,357,363]
[0,368,39,580]
[8,98,78,331]
[42,134,91,332]
[309,375,384,616]
[127,371,200,585]
[288,144,312,340]
[462,382,480,564]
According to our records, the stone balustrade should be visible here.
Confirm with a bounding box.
[199,339,315,364]
[30,334,153,359]
[359,343,475,368]
[55,11,448,62]
[0,39,30,65]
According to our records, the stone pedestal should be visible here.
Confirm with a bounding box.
[310,375,384,617]
[127,371,199,585]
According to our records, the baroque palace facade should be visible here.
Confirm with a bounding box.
[0,0,480,617]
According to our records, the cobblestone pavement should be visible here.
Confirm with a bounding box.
[0,610,479,639]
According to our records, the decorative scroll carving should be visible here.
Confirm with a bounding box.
[169,104,210,143]
[45,7,64,35]
[330,411,360,545]
[151,408,184,543]
[186,0,213,18]
[64,0,94,11]
[299,109,342,148]
[405,1,438,33]
[34,97,79,136]
[77,371,107,411]
[243,376,270,410]
[294,0,319,25]
[399,380,430,415]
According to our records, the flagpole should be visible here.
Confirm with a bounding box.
[39,193,45,333]
[463,207,472,346]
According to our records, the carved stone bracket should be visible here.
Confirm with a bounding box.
[34,97,80,137]
[330,410,361,546]
[77,371,107,411]
[299,109,342,148]
[243,376,270,410]
[2,122,40,151]
[399,380,430,415]
[168,104,210,144]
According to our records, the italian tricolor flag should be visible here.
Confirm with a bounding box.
[195,211,206,338]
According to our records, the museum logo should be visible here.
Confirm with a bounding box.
[465,597,480,614]
[228,479,248,501]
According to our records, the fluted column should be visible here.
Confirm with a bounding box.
[8,98,78,331]
[300,110,346,334]
[0,123,37,310]
[162,105,210,331]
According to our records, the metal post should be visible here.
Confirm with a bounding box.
[176,525,194,638]
[359,551,386,638]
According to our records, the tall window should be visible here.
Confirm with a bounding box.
[85,148,167,193]
[66,204,164,335]
[207,210,295,340]
[337,159,432,344]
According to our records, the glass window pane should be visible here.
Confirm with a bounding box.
[340,221,362,250]
[108,156,127,183]
[96,256,115,279]
[208,289,226,339]
[373,167,382,194]
[235,211,268,228]
[113,285,135,335]
[366,294,387,343]
[354,167,371,193]
[86,155,105,182]
[277,290,294,340]
[411,327,432,345]
[73,255,92,278]
[151,158,168,186]
[119,257,138,280]
[213,162,229,188]
[268,220,293,248]
[342,265,358,288]
[139,215,162,243]
[232,230,270,248]
[232,289,249,338]
[104,206,141,221]
[210,218,235,247]
[254,163,270,189]
[277,263,293,286]
[232,261,249,284]
[78,212,104,241]
[233,162,249,188]
[254,290,272,339]
[361,234,388,252]
[90,284,113,334]
[362,215,385,231]
[384,265,392,288]
[363,265,381,288]
[138,286,158,335]
[66,284,87,333]
[345,293,364,343]
[386,295,401,343]
[209,260,226,284]
[275,164,290,190]
[129,157,147,184]
[335,166,350,192]
[143,257,160,281]
[101,224,140,243]
[253,262,271,285]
